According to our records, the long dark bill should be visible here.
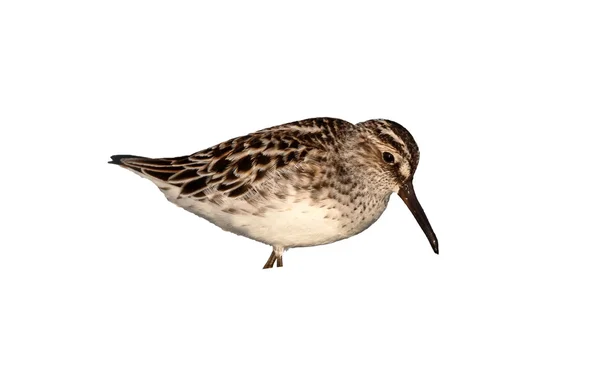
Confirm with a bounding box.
[398,181,439,254]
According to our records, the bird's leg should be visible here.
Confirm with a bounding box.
[263,246,285,269]
[263,252,277,269]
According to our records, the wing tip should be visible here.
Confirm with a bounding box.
[108,154,142,165]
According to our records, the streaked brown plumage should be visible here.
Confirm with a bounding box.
[110,117,438,268]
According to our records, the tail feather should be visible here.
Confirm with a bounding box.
[109,154,189,183]
[108,154,146,165]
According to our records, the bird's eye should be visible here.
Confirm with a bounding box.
[382,152,395,163]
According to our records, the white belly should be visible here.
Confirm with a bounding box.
[185,197,347,247]
[159,184,390,248]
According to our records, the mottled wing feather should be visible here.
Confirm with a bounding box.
[118,118,354,201]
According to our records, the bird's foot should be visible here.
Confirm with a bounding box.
[262,247,284,269]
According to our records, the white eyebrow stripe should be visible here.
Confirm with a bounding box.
[380,132,411,160]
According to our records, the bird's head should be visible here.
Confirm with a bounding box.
[353,119,439,254]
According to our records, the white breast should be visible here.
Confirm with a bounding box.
[161,190,386,248]
[156,181,390,248]
[189,198,347,247]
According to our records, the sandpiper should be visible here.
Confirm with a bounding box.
[109,118,438,268]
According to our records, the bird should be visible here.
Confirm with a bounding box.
[109,117,438,268]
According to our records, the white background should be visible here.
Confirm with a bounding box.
[1,1,599,382]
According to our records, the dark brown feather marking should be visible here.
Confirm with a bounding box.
[276,156,286,168]
[210,157,231,173]
[255,169,267,182]
[171,156,195,166]
[248,137,263,149]
[225,169,238,182]
[217,178,243,191]
[228,183,251,198]
[255,153,271,166]
[169,168,200,182]
[232,143,246,155]
[181,177,209,196]
[211,145,230,158]
[192,190,207,199]
[237,156,253,172]
[286,151,297,163]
